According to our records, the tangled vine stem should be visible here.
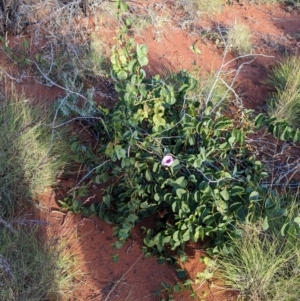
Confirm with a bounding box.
[70,160,111,194]
[247,135,300,187]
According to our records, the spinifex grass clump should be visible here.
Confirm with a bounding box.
[0,225,57,301]
[195,0,226,15]
[226,22,252,55]
[267,56,300,128]
[197,190,300,301]
[0,222,81,301]
[0,91,72,216]
[175,0,225,17]
[213,220,300,300]
[0,89,81,300]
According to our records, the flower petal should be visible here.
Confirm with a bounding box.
[161,155,174,166]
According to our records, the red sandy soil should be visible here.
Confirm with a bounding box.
[1,1,299,300]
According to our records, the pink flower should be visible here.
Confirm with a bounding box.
[161,155,174,167]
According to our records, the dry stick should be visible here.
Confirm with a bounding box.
[103,253,144,301]
[247,134,300,187]
[205,23,274,110]
[28,55,103,167]
[68,160,111,196]
[27,59,88,101]
[209,52,275,112]
[29,55,112,194]
[46,93,71,158]
[0,67,24,82]
[0,218,16,234]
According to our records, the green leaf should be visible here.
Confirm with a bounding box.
[145,169,152,181]
[173,230,180,242]
[125,17,131,26]
[176,188,187,199]
[232,128,245,144]
[126,59,137,73]
[172,201,179,212]
[214,118,232,130]
[262,216,269,230]
[111,254,120,263]
[137,55,149,67]
[153,114,166,127]
[186,77,197,92]
[115,145,126,160]
[140,68,146,79]
[139,84,147,97]
[182,229,190,242]
[114,240,124,249]
[228,136,236,147]
[280,126,292,141]
[230,202,242,212]
[173,283,182,293]
[220,189,230,201]
[104,212,114,224]
[231,186,245,196]
[70,141,79,153]
[136,44,148,57]
[161,282,171,289]
[119,54,127,65]
[117,70,128,80]
[254,113,266,128]
[136,45,148,67]
[280,223,289,236]
[194,191,201,203]
[81,207,90,217]
[128,214,138,224]
[294,216,300,227]
[120,1,129,12]
[72,200,82,212]
[293,129,300,142]
[154,193,160,201]
[103,195,111,206]
[249,191,260,202]
[179,83,189,92]
[153,162,160,172]
[157,257,166,264]
[216,199,228,212]
[176,269,186,279]
[175,176,187,188]
[98,204,105,219]
[90,203,98,215]
[195,226,205,241]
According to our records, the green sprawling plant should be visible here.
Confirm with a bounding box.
[267,56,300,128]
[62,33,270,259]
[59,0,300,260]
[0,91,72,217]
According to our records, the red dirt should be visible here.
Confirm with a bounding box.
[1,1,300,300]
